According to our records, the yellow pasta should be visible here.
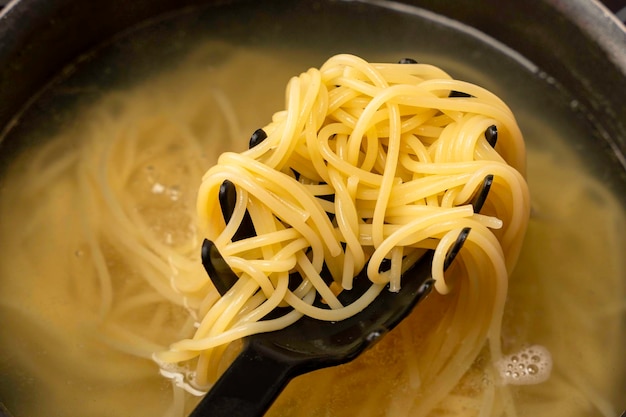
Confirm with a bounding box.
[155,54,531,406]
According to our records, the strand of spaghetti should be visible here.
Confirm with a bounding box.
[392,92,519,129]
[226,237,309,298]
[346,84,441,165]
[418,79,513,111]
[108,291,176,319]
[204,278,260,341]
[303,108,332,184]
[478,368,498,417]
[417,78,524,167]
[371,99,402,247]
[310,73,330,133]
[357,174,473,206]
[232,290,270,319]
[432,228,474,295]
[474,138,508,165]
[273,69,324,170]
[344,89,515,143]
[344,175,364,287]
[192,277,259,339]
[471,213,504,229]
[225,269,291,327]
[76,172,114,317]
[320,54,390,91]
[448,164,529,258]
[283,282,386,321]
[217,152,341,256]
[403,160,510,174]
[412,257,493,414]
[221,155,323,221]
[329,167,365,279]
[366,206,475,283]
[93,146,188,285]
[317,124,389,187]
[327,86,362,113]
[359,203,475,219]
[402,133,433,166]
[199,167,329,269]
[168,296,309,352]
[355,223,456,245]
[461,232,508,360]
[375,108,440,139]
[388,246,404,292]
[221,228,301,256]
[226,257,292,292]
[216,183,250,247]
[295,251,343,309]
[246,197,290,284]
[448,115,498,163]
[428,121,458,162]
[358,128,380,172]
[388,217,502,249]
[340,250,356,290]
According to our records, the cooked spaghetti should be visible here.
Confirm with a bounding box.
[154,54,531,402]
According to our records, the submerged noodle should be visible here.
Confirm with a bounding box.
[154,54,531,409]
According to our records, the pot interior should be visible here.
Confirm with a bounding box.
[0,1,624,416]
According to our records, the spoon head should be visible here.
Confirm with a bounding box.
[203,239,434,370]
[204,177,442,368]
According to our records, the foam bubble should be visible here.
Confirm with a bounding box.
[496,344,552,385]
[154,358,207,396]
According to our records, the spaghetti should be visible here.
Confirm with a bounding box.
[155,54,531,400]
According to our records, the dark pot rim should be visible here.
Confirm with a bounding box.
[0,0,625,159]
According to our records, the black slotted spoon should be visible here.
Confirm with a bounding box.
[194,238,438,417]
[188,173,492,416]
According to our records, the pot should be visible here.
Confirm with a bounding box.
[0,1,624,416]
[0,0,625,150]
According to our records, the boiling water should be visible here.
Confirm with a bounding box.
[0,1,624,416]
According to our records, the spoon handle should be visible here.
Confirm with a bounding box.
[189,340,299,417]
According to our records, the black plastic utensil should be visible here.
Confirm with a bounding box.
[191,180,475,417]
[201,239,239,298]
[218,179,256,242]
[468,174,494,213]
[193,240,436,417]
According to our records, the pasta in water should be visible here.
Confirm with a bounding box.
[154,53,531,406]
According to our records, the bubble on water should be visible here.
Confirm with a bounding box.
[153,355,206,396]
[496,344,552,385]
[527,364,539,375]
[151,182,165,194]
[167,185,181,201]
[144,165,157,182]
